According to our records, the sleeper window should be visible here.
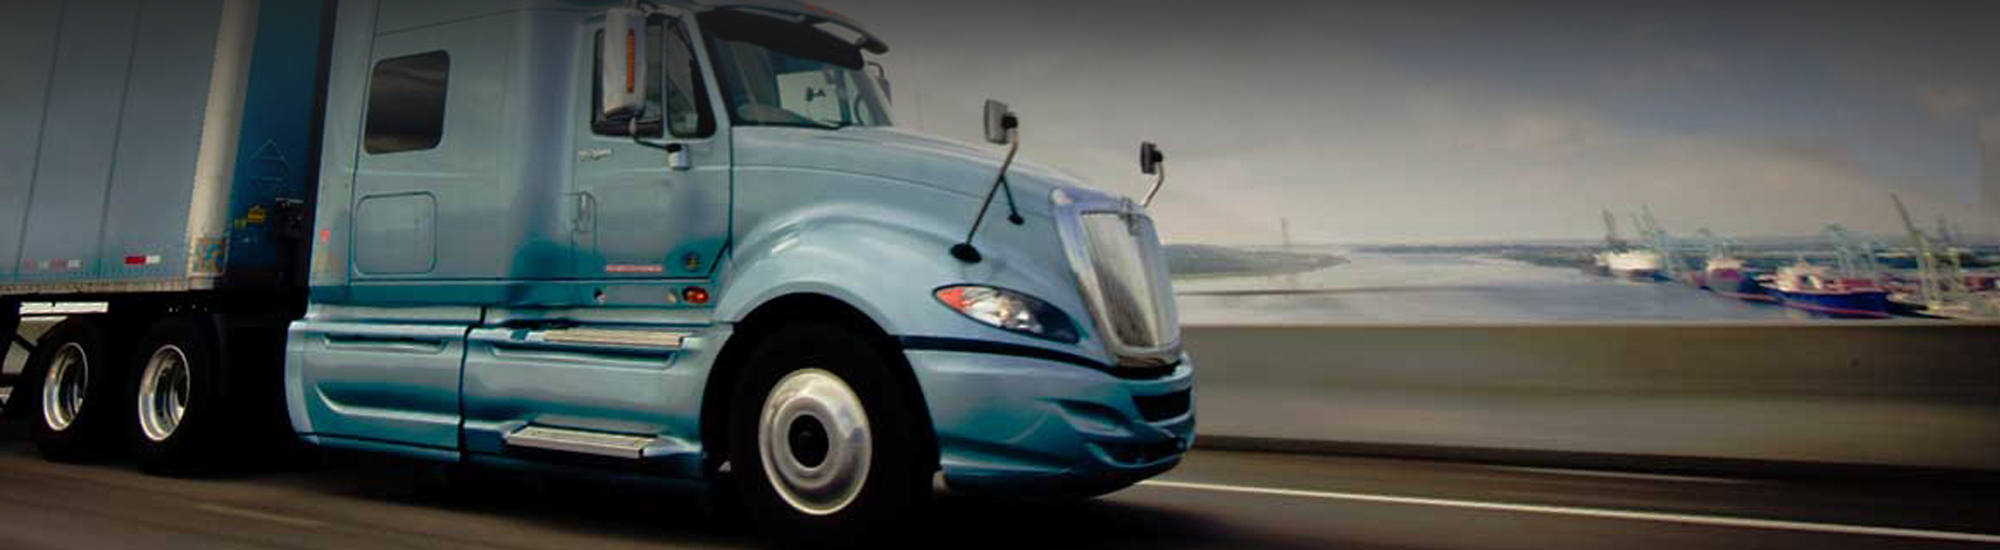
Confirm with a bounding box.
[363,51,451,154]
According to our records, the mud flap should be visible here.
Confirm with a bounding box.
[1,300,19,415]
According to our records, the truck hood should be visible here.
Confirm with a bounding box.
[732,126,1126,216]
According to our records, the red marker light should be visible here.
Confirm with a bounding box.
[124,256,147,265]
[802,3,843,18]
[682,287,711,305]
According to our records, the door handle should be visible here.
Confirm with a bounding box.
[572,193,595,234]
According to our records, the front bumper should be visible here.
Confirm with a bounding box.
[904,349,1195,495]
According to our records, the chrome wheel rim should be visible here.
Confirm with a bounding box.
[41,343,89,432]
[137,345,191,442]
[758,368,872,516]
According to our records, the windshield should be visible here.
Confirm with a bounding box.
[700,11,892,130]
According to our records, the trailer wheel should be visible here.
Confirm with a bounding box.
[728,322,929,545]
[129,315,230,474]
[26,318,127,462]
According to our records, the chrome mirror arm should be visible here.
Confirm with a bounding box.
[952,127,1022,263]
[1141,163,1166,208]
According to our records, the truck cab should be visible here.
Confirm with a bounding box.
[287,0,1192,535]
[1,0,1188,539]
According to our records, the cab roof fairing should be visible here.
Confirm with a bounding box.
[685,0,889,54]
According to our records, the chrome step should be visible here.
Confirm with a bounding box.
[504,426,656,459]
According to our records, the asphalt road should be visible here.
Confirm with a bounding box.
[0,425,1994,550]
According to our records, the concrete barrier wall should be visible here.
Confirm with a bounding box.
[1185,323,2000,471]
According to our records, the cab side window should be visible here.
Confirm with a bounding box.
[593,18,713,138]
[365,51,451,154]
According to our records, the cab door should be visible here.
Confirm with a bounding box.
[442,11,727,451]
[570,13,728,285]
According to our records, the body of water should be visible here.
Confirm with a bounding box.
[1173,249,1810,324]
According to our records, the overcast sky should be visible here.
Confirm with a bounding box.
[819,0,2000,245]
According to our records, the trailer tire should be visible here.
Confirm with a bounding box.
[26,318,128,462]
[130,315,229,475]
[728,322,929,546]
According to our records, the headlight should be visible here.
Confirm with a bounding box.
[933,285,1081,343]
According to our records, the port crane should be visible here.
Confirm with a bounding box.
[1601,209,1627,251]
[1692,228,1743,262]
[1890,194,1996,318]
[1822,224,1885,285]
[1635,206,1682,280]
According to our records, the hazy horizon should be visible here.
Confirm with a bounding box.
[821,0,2000,246]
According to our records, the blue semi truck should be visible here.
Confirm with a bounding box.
[1,0,1192,537]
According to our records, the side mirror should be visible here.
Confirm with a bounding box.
[956,100,1028,263]
[1140,141,1165,175]
[600,8,649,124]
[983,100,1017,145]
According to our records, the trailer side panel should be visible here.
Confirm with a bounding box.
[16,0,146,284]
[0,0,329,298]
[0,2,66,278]
[102,0,228,285]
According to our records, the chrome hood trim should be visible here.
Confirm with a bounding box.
[1051,188,1183,368]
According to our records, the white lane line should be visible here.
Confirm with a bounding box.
[1484,465,1759,485]
[1138,480,2000,545]
[194,503,329,529]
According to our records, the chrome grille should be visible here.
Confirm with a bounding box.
[1054,189,1182,368]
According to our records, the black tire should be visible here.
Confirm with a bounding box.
[24,318,128,462]
[728,322,931,546]
[129,315,231,475]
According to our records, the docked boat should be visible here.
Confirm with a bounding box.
[1887,292,1934,317]
[1595,250,1664,281]
[1585,253,1611,276]
[1888,289,2000,320]
[1922,294,2000,320]
[1766,264,1891,318]
[1701,256,1775,302]
[1586,209,1665,280]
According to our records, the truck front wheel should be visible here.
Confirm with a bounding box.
[728,322,930,544]
[130,315,226,474]
[27,318,127,462]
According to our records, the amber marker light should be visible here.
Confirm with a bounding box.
[683,287,711,305]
